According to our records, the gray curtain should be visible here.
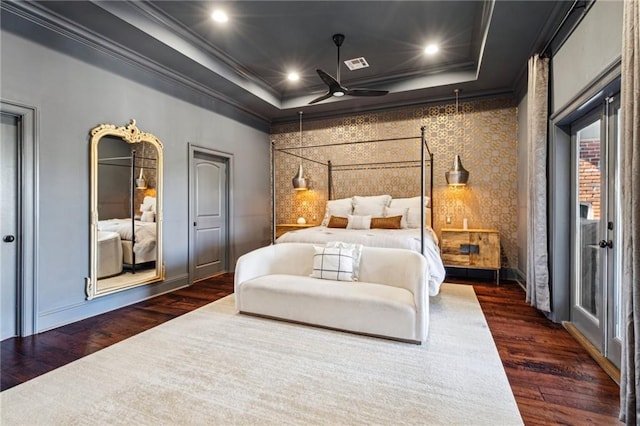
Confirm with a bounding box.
[620,1,640,424]
[525,55,551,312]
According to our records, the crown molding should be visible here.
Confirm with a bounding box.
[1,1,272,127]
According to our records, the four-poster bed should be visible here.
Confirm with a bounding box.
[272,126,445,295]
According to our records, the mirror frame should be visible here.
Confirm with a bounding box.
[86,119,164,299]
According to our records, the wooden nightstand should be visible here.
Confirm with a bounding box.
[275,223,316,238]
[441,228,501,284]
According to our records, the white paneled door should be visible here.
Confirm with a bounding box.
[1,113,19,340]
[191,153,228,282]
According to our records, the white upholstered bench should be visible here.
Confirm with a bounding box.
[234,243,429,344]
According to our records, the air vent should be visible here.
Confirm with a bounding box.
[344,57,369,71]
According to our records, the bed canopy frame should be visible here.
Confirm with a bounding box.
[272,126,434,254]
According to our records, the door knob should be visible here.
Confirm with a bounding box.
[598,239,613,249]
[3,235,15,243]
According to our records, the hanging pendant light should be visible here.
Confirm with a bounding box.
[292,111,309,190]
[446,89,470,187]
[136,167,147,189]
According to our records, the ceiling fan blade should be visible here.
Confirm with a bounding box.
[316,69,342,91]
[308,92,333,105]
[346,89,390,97]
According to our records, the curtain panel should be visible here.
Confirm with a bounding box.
[620,0,640,423]
[525,55,551,312]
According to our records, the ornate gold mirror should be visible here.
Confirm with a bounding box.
[87,119,164,299]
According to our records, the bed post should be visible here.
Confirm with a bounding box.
[430,151,434,227]
[328,160,333,200]
[271,141,276,244]
[420,127,426,256]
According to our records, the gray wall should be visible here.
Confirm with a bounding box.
[552,1,623,114]
[1,25,271,332]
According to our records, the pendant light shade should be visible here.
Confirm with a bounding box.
[136,167,147,189]
[292,111,309,190]
[445,154,469,187]
[292,164,309,190]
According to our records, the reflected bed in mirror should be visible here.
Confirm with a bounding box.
[87,119,164,299]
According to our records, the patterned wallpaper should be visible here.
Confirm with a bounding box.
[271,96,518,268]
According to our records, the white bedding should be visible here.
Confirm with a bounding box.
[276,226,445,296]
[98,219,157,262]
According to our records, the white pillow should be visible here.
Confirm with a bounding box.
[384,206,409,228]
[389,196,430,209]
[321,198,353,226]
[389,196,431,228]
[326,241,363,281]
[140,203,153,212]
[352,195,392,217]
[403,207,432,228]
[310,246,354,282]
[140,211,155,222]
[346,214,371,230]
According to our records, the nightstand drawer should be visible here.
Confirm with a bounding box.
[441,228,500,270]
[441,231,472,265]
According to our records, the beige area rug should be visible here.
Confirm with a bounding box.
[0,284,522,425]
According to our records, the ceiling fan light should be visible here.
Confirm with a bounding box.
[333,91,345,97]
[287,72,300,81]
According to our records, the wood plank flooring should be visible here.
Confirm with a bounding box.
[467,279,621,425]
[1,275,621,425]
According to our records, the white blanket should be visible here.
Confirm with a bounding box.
[276,226,445,295]
[98,219,156,259]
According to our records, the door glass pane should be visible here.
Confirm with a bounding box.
[576,120,601,318]
[614,107,622,340]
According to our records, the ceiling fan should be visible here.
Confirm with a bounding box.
[308,34,389,105]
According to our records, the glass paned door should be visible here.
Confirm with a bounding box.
[573,116,602,348]
[571,96,621,368]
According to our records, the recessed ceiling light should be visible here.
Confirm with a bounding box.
[424,44,439,55]
[211,10,228,23]
[288,72,300,82]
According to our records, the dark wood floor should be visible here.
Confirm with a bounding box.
[467,279,621,425]
[1,275,620,425]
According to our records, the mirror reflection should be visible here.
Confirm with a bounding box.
[87,120,164,299]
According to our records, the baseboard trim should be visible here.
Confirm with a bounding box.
[37,274,190,333]
[511,268,526,291]
[563,321,620,385]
